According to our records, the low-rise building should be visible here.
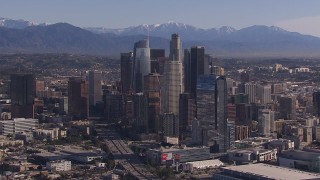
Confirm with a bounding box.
[181,159,224,172]
[46,160,71,172]
[279,150,320,172]
[0,118,38,135]
[147,146,211,165]
[228,148,277,164]
[214,163,320,180]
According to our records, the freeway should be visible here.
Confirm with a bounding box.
[96,127,158,180]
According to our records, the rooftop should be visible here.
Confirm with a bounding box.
[222,163,320,180]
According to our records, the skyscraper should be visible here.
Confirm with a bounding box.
[133,40,151,92]
[162,34,183,116]
[88,70,102,107]
[179,93,196,135]
[245,83,257,103]
[257,85,272,104]
[10,74,35,118]
[162,113,179,137]
[313,91,320,117]
[120,52,133,94]
[68,77,89,120]
[190,46,205,97]
[216,76,228,152]
[169,34,182,62]
[193,75,228,152]
[150,49,165,74]
[278,96,296,120]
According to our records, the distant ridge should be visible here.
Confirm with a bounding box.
[1,17,320,57]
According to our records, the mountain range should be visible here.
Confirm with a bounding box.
[1,18,320,58]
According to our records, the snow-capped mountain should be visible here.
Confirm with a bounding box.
[85,22,237,40]
[0,17,49,29]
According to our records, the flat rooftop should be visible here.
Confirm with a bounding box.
[222,163,320,180]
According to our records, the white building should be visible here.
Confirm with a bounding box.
[46,160,71,172]
[0,118,38,135]
[245,83,257,103]
[258,109,275,136]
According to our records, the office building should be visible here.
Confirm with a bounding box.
[144,73,162,132]
[258,109,275,136]
[10,74,35,118]
[162,113,179,137]
[278,96,296,120]
[88,70,102,107]
[194,75,228,152]
[313,91,320,117]
[68,77,89,120]
[133,39,151,92]
[179,93,196,134]
[257,85,272,104]
[0,118,39,135]
[120,52,133,93]
[105,93,123,123]
[132,93,149,133]
[162,34,183,116]
[245,83,257,103]
[150,49,165,74]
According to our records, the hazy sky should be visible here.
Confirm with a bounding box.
[1,0,320,36]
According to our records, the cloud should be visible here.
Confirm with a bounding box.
[276,16,320,37]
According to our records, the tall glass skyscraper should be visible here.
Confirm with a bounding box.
[133,39,151,93]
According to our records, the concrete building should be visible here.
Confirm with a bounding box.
[245,83,257,103]
[228,148,277,164]
[146,146,211,165]
[214,163,320,180]
[258,109,275,136]
[46,160,71,172]
[0,118,38,135]
[279,150,320,172]
[257,85,272,104]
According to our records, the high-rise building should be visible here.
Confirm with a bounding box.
[68,77,89,120]
[245,83,257,103]
[162,34,183,116]
[132,93,149,133]
[235,125,250,140]
[216,76,228,152]
[313,91,320,117]
[257,85,272,104]
[120,52,133,93]
[190,46,205,97]
[104,92,123,123]
[144,73,162,133]
[150,49,165,74]
[10,74,35,118]
[194,75,228,152]
[258,109,275,136]
[179,93,196,135]
[183,49,191,93]
[0,118,39,135]
[278,96,296,120]
[162,113,179,137]
[133,40,151,92]
[169,34,182,62]
[88,71,102,107]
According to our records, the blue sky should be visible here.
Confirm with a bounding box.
[1,0,320,36]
